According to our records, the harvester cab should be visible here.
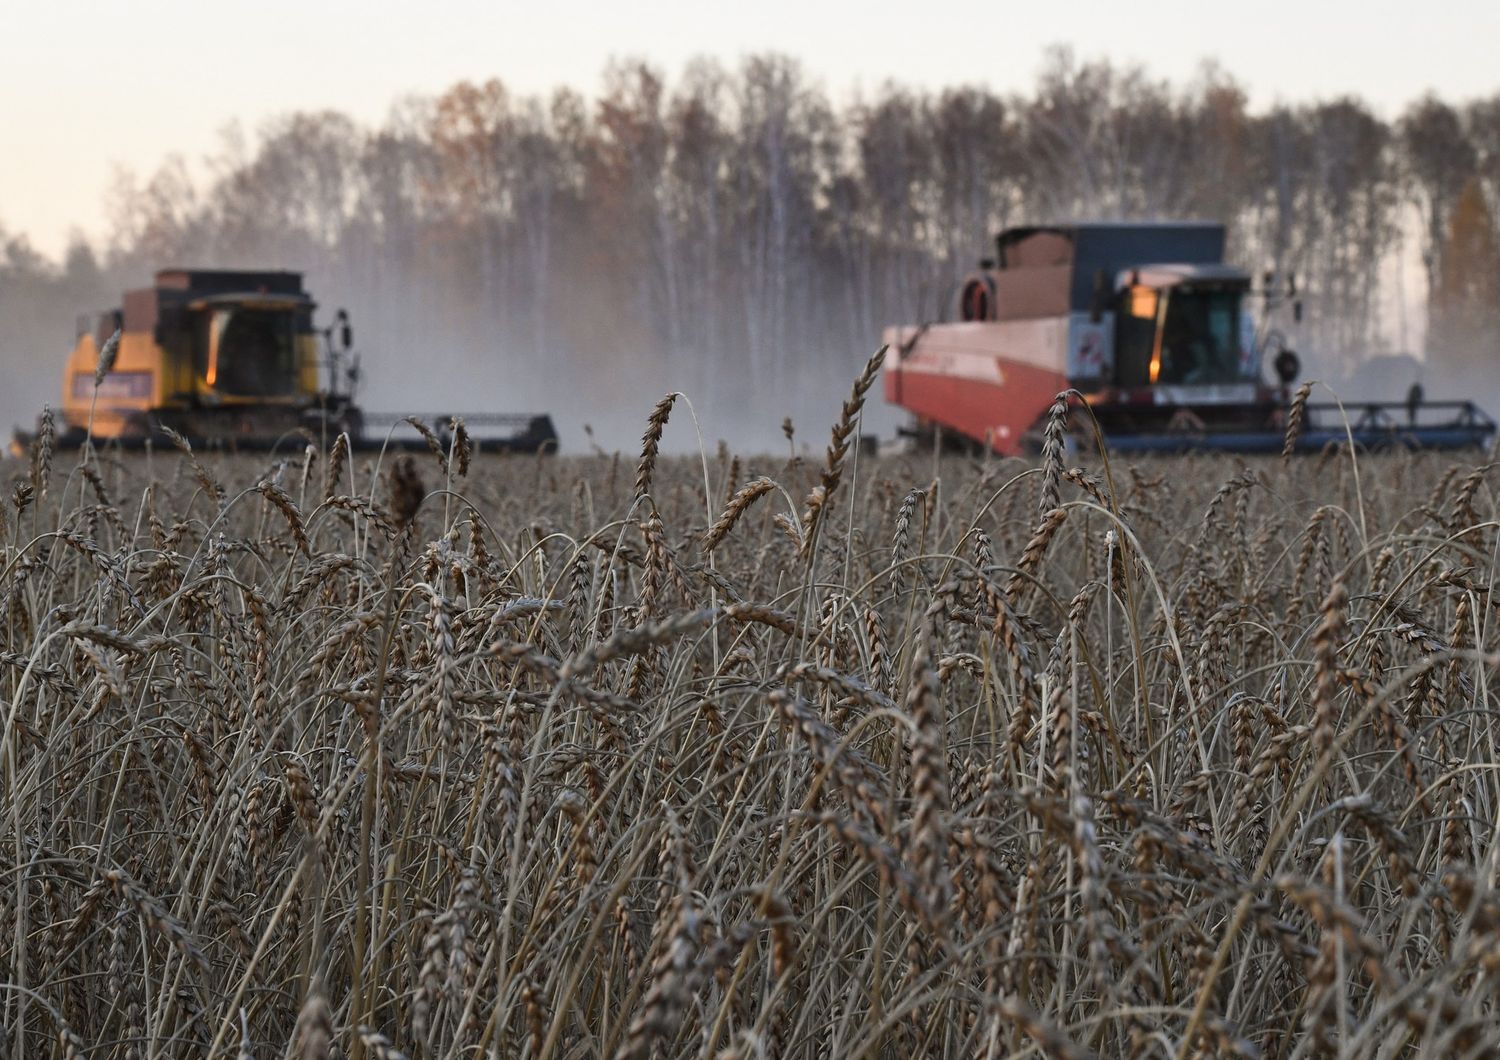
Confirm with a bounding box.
[1110,265,1259,388]
[884,223,1494,454]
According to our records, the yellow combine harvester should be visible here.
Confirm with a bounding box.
[16,267,558,453]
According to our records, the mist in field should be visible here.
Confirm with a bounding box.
[4,50,1500,451]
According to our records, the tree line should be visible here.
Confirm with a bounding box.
[4,48,1500,444]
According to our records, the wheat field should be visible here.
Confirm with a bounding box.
[3,362,1500,1058]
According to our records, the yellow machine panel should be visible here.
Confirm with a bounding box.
[62,331,162,437]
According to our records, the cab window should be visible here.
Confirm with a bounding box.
[194,307,298,396]
[1154,289,1245,385]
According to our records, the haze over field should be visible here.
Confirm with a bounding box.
[2,2,1498,449]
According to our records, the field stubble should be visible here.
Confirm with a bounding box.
[3,367,1500,1058]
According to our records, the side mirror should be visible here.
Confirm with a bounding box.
[1274,346,1300,384]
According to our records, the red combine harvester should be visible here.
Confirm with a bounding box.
[883,222,1495,454]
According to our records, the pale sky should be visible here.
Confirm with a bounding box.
[2,0,1496,259]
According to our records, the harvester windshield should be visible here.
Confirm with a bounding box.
[1154,288,1245,385]
[198,307,299,397]
[1152,287,1248,386]
[1118,283,1250,388]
